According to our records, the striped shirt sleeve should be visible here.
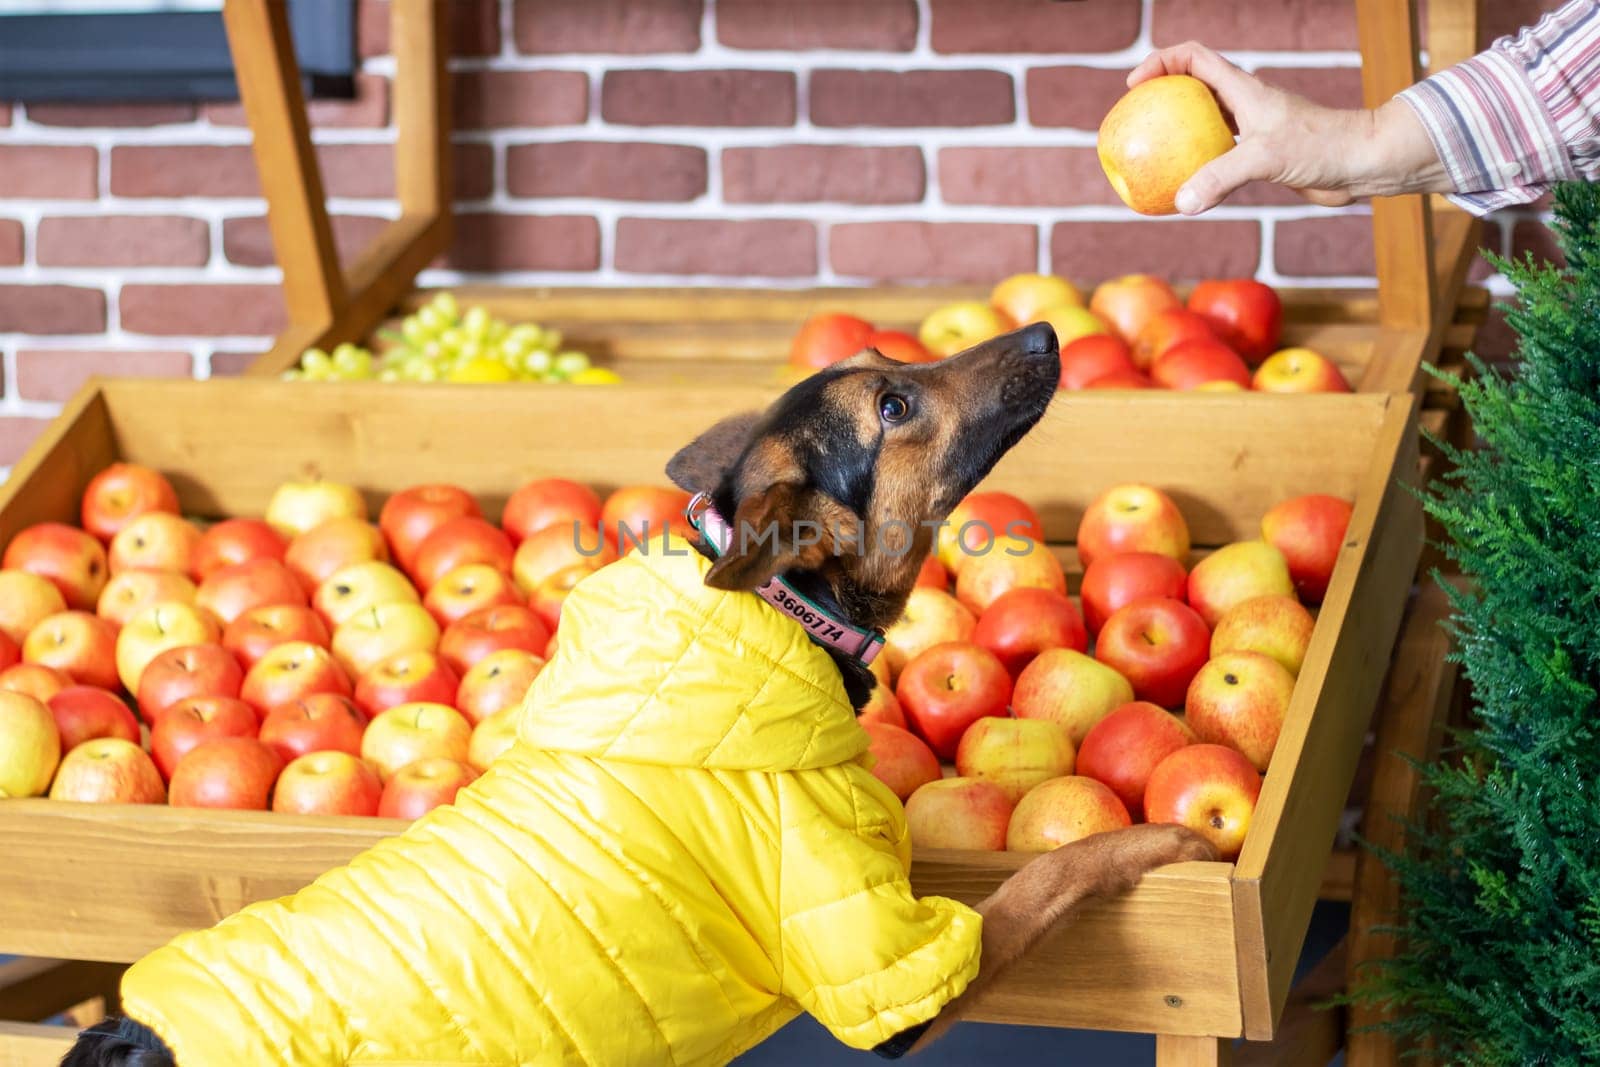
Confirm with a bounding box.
[1398,0,1600,215]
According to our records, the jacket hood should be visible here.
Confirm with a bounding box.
[518,539,869,772]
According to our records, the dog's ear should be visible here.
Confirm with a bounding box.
[705,482,853,591]
[666,411,762,494]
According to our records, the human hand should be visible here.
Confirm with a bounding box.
[1126,41,1447,214]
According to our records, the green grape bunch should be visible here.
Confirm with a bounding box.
[283,292,620,385]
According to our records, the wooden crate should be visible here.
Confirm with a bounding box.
[0,380,1420,1063]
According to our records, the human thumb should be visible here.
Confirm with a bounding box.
[1175,143,1266,215]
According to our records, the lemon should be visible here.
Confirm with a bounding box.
[447,358,515,383]
[569,368,622,385]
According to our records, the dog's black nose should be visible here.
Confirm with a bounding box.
[1019,321,1059,355]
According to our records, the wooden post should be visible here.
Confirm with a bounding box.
[221,0,345,328]
[393,0,451,219]
[1157,1035,1234,1067]
[1427,0,1481,75]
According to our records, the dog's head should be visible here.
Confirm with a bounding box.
[667,322,1059,632]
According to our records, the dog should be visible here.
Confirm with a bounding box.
[63,322,1212,1066]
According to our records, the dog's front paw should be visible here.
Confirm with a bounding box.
[1122,823,1219,868]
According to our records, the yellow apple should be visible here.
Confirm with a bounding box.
[115,601,221,693]
[1187,541,1296,628]
[1031,305,1110,348]
[314,561,420,627]
[918,301,1012,358]
[1211,594,1316,676]
[1251,347,1352,393]
[468,708,521,773]
[0,691,60,798]
[1012,648,1135,745]
[332,603,441,679]
[265,477,368,540]
[1099,75,1235,216]
[882,587,975,680]
[991,273,1082,325]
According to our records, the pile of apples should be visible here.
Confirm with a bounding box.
[0,462,689,819]
[789,272,1352,395]
[288,292,619,386]
[859,485,1354,861]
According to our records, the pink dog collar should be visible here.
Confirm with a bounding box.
[686,492,885,667]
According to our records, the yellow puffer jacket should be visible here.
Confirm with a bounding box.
[120,540,982,1066]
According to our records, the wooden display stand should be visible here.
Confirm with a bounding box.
[0,1,1486,1064]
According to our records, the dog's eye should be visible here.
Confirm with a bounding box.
[879,394,911,423]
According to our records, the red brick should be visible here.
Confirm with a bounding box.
[120,285,287,337]
[223,214,393,268]
[514,0,702,54]
[453,143,496,201]
[1228,182,1316,208]
[208,350,269,377]
[0,418,55,467]
[718,0,917,51]
[361,0,501,57]
[1027,66,1135,129]
[1275,215,1374,277]
[1511,216,1564,267]
[25,103,196,127]
[939,147,1120,207]
[0,286,107,335]
[111,145,258,197]
[37,215,209,268]
[1472,304,1518,364]
[207,73,389,128]
[1483,0,1565,45]
[0,105,10,127]
[507,142,706,201]
[15,349,195,403]
[0,220,21,267]
[811,69,1013,127]
[1468,250,1500,284]
[831,222,1036,282]
[603,70,796,127]
[1252,67,1365,109]
[615,218,816,277]
[931,0,1139,53]
[723,145,925,204]
[452,71,589,130]
[444,214,601,272]
[0,146,98,200]
[1049,221,1261,282]
[1153,0,1356,50]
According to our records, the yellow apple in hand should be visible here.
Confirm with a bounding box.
[1099,75,1235,216]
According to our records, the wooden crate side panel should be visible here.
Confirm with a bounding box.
[0,1023,75,1067]
[0,387,118,546]
[97,382,1390,547]
[0,804,1240,1036]
[1232,398,1424,1038]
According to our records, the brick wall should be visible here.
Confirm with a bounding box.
[0,0,1565,464]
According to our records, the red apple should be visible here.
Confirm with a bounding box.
[0,631,16,674]
[1075,701,1195,819]
[49,737,166,804]
[1083,369,1155,390]
[468,709,521,772]
[411,517,515,593]
[0,663,70,705]
[0,691,60,797]
[971,587,1087,680]
[1088,274,1181,343]
[862,721,941,801]
[377,757,478,819]
[361,702,473,782]
[239,640,352,718]
[424,563,522,628]
[150,695,260,780]
[192,518,287,580]
[455,648,542,725]
[97,569,197,628]
[501,478,604,547]
[265,477,367,540]
[167,736,283,810]
[136,644,245,726]
[108,512,203,576]
[953,537,1067,616]
[0,569,68,644]
[1058,333,1137,390]
[285,517,389,594]
[883,587,976,680]
[1251,347,1351,393]
[790,312,875,371]
[47,685,140,750]
[1187,279,1282,364]
[439,605,551,676]
[271,750,384,816]
[1150,338,1252,390]
[1006,775,1131,851]
[196,558,307,625]
[936,492,1045,574]
[914,554,948,590]
[331,602,440,679]
[1144,743,1261,860]
[313,561,420,628]
[1076,484,1190,569]
[1185,651,1296,771]
[1131,308,1217,371]
[223,604,331,671]
[3,522,108,610]
[257,693,369,763]
[80,463,180,543]
[1079,552,1188,635]
[115,602,221,694]
[866,329,936,364]
[511,523,617,595]
[1095,597,1211,708]
[1211,595,1316,676]
[22,610,118,690]
[355,649,460,720]
[601,486,693,553]
[905,777,1014,851]
[1186,541,1296,628]
[955,716,1077,803]
[1260,494,1354,604]
[1011,648,1135,745]
[379,484,482,573]
[896,641,1012,760]
[857,681,907,729]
